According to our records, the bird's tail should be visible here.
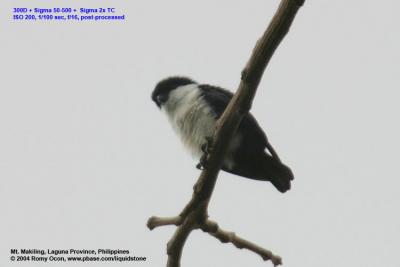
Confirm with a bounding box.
[222,150,294,193]
[259,153,294,193]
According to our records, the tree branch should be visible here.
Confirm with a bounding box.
[148,0,305,266]
[147,216,182,230]
[201,220,282,266]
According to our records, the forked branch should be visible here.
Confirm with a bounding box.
[147,0,305,266]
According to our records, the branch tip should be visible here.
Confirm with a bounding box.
[147,216,182,230]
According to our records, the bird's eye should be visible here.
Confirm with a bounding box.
[157,94,167,104]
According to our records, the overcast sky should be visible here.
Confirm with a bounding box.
[1,1,399,267]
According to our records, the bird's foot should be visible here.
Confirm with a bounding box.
[201,136,213,154]
[196,137,213,170]
[196,154,209,170]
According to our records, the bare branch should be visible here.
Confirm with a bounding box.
[166,201,207,266]
[148,1,305,266]
[202,220,282,266]
[147,216,182,230]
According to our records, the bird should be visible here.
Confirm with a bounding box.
[151,76,294,193]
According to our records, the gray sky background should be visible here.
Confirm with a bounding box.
[1,1,399,266]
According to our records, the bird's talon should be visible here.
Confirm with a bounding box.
[196,153,209,170]
[201,137,213,154]
[196,162,204,170]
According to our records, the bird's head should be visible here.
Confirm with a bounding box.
[152,76,196,108]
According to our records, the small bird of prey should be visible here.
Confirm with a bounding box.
[152,76,294,193]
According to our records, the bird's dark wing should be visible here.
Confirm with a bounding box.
[199,84,292,192]
[199,84,279,159]
[199,84,233,117]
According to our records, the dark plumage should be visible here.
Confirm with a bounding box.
[152,76,294,193]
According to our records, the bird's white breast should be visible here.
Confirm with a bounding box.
[162,84,216,158]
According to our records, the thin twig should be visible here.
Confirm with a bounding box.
[202,220,282,266]
[147,216,182,230]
